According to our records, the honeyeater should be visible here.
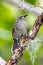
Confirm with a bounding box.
[11,15,28,52]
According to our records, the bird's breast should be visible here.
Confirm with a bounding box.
[16,20,28,30]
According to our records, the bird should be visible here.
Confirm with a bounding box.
[11,15,28,52]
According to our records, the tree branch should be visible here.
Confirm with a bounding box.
[0,57,7,65]
[6,13,43,65]
[4,0,43,15]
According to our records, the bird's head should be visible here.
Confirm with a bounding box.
[18,15,28,20]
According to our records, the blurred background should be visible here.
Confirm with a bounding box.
[0,0,43,65]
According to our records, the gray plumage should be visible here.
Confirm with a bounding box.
[12,15,28,52]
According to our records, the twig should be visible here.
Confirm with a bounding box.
[6,13,43,65]
[4,0,43,15]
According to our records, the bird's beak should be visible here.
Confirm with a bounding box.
[24,15,28,18]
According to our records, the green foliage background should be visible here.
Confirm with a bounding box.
[0,0,43,65]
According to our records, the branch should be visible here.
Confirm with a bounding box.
[0,57,7,65]
[6,13,43,65]
[4,0,43,15]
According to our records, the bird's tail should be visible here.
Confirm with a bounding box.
[11,39,20,53]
